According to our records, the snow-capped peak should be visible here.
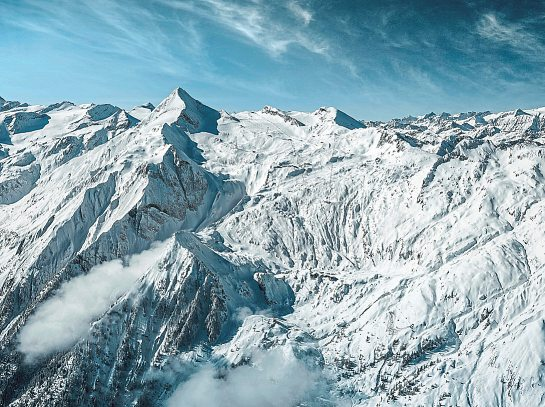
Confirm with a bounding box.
[145,87,220,134]
[313,106,365,130]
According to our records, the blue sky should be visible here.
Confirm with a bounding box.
[1,0,544,120]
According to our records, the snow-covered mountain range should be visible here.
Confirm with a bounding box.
[1,88,545,406]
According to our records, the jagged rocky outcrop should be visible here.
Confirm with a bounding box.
[1,90,545,406]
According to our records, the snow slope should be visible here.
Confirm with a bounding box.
[0,90,545,406]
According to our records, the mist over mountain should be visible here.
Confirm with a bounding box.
[1,88,545,406]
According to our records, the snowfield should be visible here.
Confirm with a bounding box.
[0,88,545,406]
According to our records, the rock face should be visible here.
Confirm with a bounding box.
[1,90,545,406]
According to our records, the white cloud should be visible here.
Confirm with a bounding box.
[476,13,545,61]
[161,0,330,57]
[166,347,345,407]
[17,241,169,363]
[287,2,313,26]
[0,0,203,76]
[0,0,360,96]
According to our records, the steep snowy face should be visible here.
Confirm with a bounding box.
[146,87,221,134]
[313,106,365,130]
[129,102,155,122]
[1,90,545,407]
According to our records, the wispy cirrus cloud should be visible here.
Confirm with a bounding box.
[476,12,545,61]
[2,0,545,120]
[0,0,202,75]
[155,0,363,86]
[158,0,329,57]
[286,1,313,26]
[0,0,357,105]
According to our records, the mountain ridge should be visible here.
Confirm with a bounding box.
[0,87,545,406]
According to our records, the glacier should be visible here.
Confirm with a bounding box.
[0,88,545,406]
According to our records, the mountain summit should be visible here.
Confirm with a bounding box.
[145,87,221,134]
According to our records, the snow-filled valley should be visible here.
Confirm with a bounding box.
[0,88,545,406]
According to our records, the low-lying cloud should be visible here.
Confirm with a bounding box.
[18,241,169,362]
[166,348,346,407]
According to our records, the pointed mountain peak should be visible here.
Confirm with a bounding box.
[313,107,364,130]
[163,87,204,112]
[514,108,529,117]
[0,96,5,104]
[147,87,220,134]
[423,112,436,119]
[334,108,365,129]
[173,86,195,102]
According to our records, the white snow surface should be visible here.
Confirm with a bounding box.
[1,89,545,406]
